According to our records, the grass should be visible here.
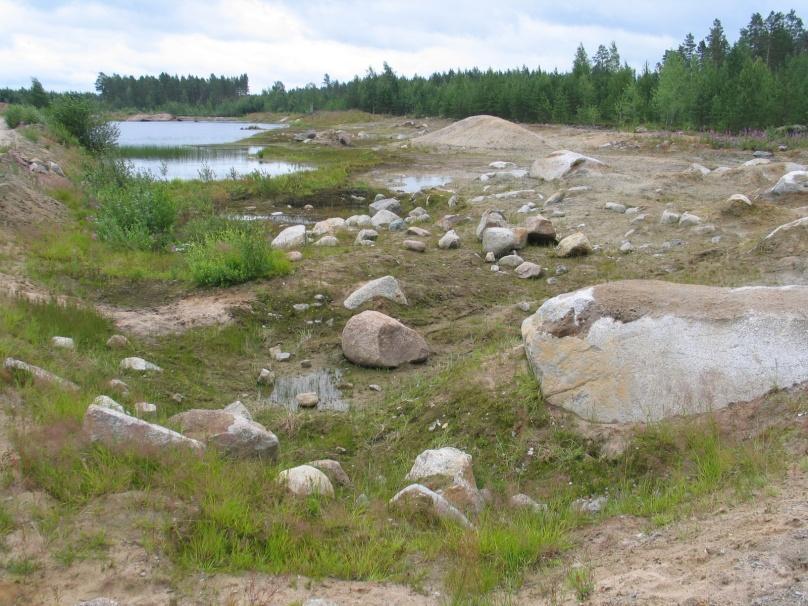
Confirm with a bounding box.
[54,530,110,567]
[3,104,43,129]
[186,225,292,286]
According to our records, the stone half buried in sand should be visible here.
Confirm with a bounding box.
[521,280,808,423]
[341,310,429,368]
[529,150,606,181]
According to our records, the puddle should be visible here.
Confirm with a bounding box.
[389,174,452,193]
[229,213,315,225]
[127,153,310,181]
[266,369,348,412]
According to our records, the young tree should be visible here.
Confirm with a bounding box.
[28,78,49,108]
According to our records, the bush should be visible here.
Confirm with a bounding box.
[4,104,42,129]
[186,225,290,286]
[49,95,118,153]
[95,175,177,250]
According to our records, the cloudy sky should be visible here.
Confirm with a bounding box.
[0,1,798,92]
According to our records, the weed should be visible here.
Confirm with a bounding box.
[54,530,110,566]
[4,557,41,576]
[566,565,594,601]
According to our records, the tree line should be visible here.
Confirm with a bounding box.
[1,10,806,132]
[262,10,807,131]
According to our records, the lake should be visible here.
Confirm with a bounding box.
[113,120,311,180]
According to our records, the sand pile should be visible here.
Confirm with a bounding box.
[414,115,546,150]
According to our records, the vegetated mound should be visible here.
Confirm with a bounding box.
[413,115,546,150]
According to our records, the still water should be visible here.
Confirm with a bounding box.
[113,120,310,180]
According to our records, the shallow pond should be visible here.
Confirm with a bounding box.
[388,174,453,193]
[113,120,311,180]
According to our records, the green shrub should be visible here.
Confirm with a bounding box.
[186,225,290,286]
[95,176,177,250]
[4,104,42,129]
[49,95,118,153]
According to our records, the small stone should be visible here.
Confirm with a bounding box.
[514,261,543,279]
[403,239,426,252]
[314,236,339,247]
[679,212,702,227]
[296,392,319,408]
[572,495,608,514]
[406,226,431,237]
[292,303,310,312]
[509,493,547,513]
[491,264,500,272]
[107,379,129,396]
[287,251,303,262]
[438,230,460,249]
[223,400,252,420]
[619,241,635,254]
[106,334,130,349]
[277,465,334,497]
[605,202,626,213]
[120,357,162,372]
[660,210,681,225]
[498,254,524,268]
[556,232,593,258]
[171,392,184,403]
[300,359,312,368]
[274,352,291,362]
[388,218,406,231]
[92,395,125,414]
[484,252,496,263]
[51,336,75,349]
[517,301,533,312]
[544,190,565,205]
[135,401,157,417]
[369,384,381,392]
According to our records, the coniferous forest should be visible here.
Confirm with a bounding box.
[2,10,806,132]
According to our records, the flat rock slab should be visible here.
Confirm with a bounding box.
[343,275,407,310]
[4,357,79,391]
[84,405,204,454]
[521,280,808,423]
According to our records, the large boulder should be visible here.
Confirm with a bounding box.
[271,225,307,249]
[404,447,483,512]
[84,405,204,454]
[343,276,407,310]
[389,484,471,527]
[768,171,808,195]
[521,280,808,423]
[529,150,605,181]
[168,409,278,460]
[277,465,334,497]
[482,227,526,258]
[341,310,429,368]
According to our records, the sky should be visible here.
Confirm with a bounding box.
[0,1,800,92]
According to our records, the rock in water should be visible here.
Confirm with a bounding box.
[84,405,204,454]
[343,275,407,310]
[529,150,605,181]
[341,310,429,368]
[271,225,307,249]
[521,280,808,423]
[168,409,279,460]
[277,465,334,497]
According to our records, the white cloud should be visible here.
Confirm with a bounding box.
[0,0,795,92]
